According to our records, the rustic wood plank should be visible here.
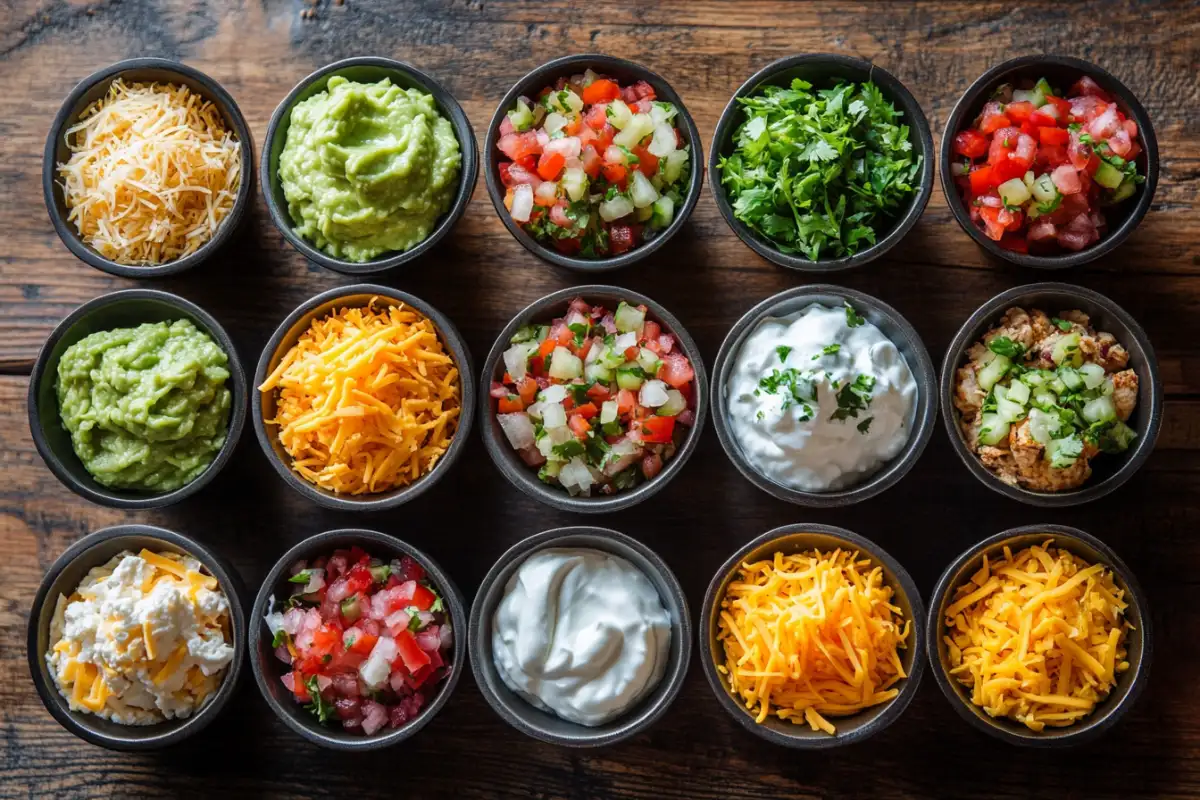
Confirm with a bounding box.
[3,1,1200,798]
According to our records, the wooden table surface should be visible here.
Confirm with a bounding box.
[3,1,1199,797]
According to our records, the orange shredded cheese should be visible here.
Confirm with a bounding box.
[715,548,911,734]
[58,78,241,266]
[943,540,1131,731]
[259,299,461,495]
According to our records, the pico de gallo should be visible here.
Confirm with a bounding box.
[492,297,698,496]
[951,74,1144,254]
[496,69,691,258]
[263,547,453,735]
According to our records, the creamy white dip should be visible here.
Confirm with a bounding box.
[491,548,671,727]
[725,302,917,492]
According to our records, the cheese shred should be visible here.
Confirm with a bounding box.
[943,540,1131,731]
[715,548,911,734]
[260,299,461,495]
[58,79,241,266]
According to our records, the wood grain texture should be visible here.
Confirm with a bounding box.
[1,1,1199,798]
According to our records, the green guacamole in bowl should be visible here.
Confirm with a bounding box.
[278,76,462,263]
[56,319,232,492]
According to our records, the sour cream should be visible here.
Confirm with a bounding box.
[725,303,917,492]
[491,548,671,727]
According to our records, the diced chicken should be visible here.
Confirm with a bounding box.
[1111,369,1139,421]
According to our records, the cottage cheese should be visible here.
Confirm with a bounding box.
[46,550,235,725]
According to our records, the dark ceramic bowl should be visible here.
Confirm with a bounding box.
[483,54,704,272]
[249,529,466,750]
[43,58,255,278]
[940,283,1162,506]
[479,286,706,513]
[469,526,691,747]
[928,524,1151,746]
[261,57,478,275]
[701,523,924,748]
[27,289,248,509]
[27,524,246,750]
[253,284,474,511]
[940,55,1159,268]
[710,54,933,272]
[711,285,936,507]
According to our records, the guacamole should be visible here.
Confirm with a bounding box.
[56,319,232,492]
[278,76,462,263]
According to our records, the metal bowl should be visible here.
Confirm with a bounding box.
[27,524,246,750]
[940,282,1162,506]
[482,53,704,272]
[478,285,707,513]
[468,526,691,747]
[43,58,255,278]
[709,54,933,272]
[939,55,1159,269]
[927,524,1151,746]
[261,56,478,275]
[252,284,474,511]
[710,284,936,506]
[249,528,466,750]
[700,523,925,748]
[27,289,248,509]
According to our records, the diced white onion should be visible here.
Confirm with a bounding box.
[497,412,535,450]
[511,184,534,222]
[639,379,670,408]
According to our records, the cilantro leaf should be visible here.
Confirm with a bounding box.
[303,676,337,724]
[845,303,866,328]
[776,345,792,362]
[1051,317,1073,332]
[857,416,874,434]
[988,336,1026,359]
[830,374,876,421]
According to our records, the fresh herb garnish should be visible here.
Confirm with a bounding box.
[568,322,589,348]
[288,570,313,584]
[776,345,793,362]
[551,440,586,459]
[303,675,337,724]
[823,344,841,356]
[988,336,1026,359]
[716,79,921,261]
[1036,192,1063,214]
[611,466,640,490]
[857,416,874,434]
[1049,434,1084,469]
[830,374,876,421]
[757,368,817,412]
[845,302,866,328]
[1051,317,1073,332]
[272,629,290,649]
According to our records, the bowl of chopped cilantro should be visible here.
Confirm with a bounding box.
[711,55,933,271]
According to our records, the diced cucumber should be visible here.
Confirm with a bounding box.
[368,564,390,583]
[1031,173,1057,203]
[562,167,588,202]
[1051,333,1083,367]
[637,347,661,375]
[550,89,583,114]
[1094,160,1125,190]
[1101,377,1115,397]
[1082,395,1117,424]
[1023,170,1036,189]
[600,400,618,424]
[1020,369,1048,387]
[538,460,563,481]
[507,98,534,131]
[543,111,568,134]
[340,595,362,622]
[615,364,646,390]
[613,113,655,149]
[614,301,646,334]
[1014,86,1047,107]
[1049,377,1068,394]
[584,362,613,383]
[998,177,1032,207]
[657,389,686,416]
[996,396,1027,424]
[1035,78,1054,102]
[1033,390,1059,410]
[1100,421,1137,453]
[547,346,582,380]
[1045,435,1083,469]
[599,344,627,370]
[978,413,1010,446]
[1006,380,1031,405]
[663,149,689,184]
[977,354,1011,392]
[1027,408,1057,444]
[1058,366,1084,391]
[1110,177,1137,203]
[606,99,633,130]
[635,204,654,222]
[651,195,675,228]
[649,122,677,158]
[630,171,659,208]
[1079,363,1106,390]
[599,194,634,222]
[510,324,541,344]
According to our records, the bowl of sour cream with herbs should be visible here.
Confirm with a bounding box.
[713,286,937,506]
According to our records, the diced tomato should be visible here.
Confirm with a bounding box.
[631,80,656,100]
[1028,109,1058,128]
[586,383,611,401]
[394,631,432,674]
[978,101,1010,134]
[658,353,694,389]
[584,104,609,130]
[581,145,602,178]
[602,162,628,187]
[1042,95,1071,118]
[497,395,524,413]
[537,151,566,181]
[1005,101,1035,123]
[345,564,373,595]
[641,320,662,344]
[609,224,636,253]
[550,322,573,346]
[282,671,310,702]
[987,126,1020,165]
[978,206,1006,241]
[497,131,542,162]
[992,155,1029,184]
[570,402,599,420]
[1070,75,1112,101]
[517,376,538,405]
[582,78,620,105]
[568,415,591,438]
[640,415,676,444]
[616,389,636,414]
[1036,143,1068,169]
[633,145,659,177]
[592,123,616,151]
[968,165,996,195]
[564,116,582,136]
[953,129,988,159]
[1019,120,1039,138]
[409,584,436,611]
[1038,126,1069,146]
[347,631,378,657]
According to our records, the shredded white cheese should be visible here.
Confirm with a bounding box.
[58,79,241,266]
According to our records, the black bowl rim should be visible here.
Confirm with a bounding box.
[708,53,934,272]
[251,283,475,511]
[467,525,692,747]
[699,522,926,749]
[260,56,479,275]
[710,284,937,506]
[478,284,708,513]
[248,528,467,751]
[482,53,705,273]
[26,288,249,509]
[938,54,1160,269]
[926,523,1152,746]
[26,524,247,750]
[42,57,256,278]
[938,281,1163,507]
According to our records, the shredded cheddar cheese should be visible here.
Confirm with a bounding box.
[943,540,1131,731]
[715,548,911,734]
[58,79,241,266]
[259,299,461,495]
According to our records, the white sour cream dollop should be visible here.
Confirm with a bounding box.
[491,548,671,727]
[725,302,917,492]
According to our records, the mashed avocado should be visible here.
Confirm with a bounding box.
[56,319,232,492]
[279,76,462,263]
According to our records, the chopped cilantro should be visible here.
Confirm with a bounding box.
[823,343,841,356]
[988,336,1025,359]
[567,322,589,348]
[551,440,586,459]
[845,302,866,328]
[288,570,313,584]
[303,675,337,724]
[1051,317,1073,332]
[272,629,290,649]
[857,416,874,434]
[776,345,793,362]
[830,374,876,421]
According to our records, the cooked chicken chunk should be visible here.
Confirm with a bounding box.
[1111,369,1138,421]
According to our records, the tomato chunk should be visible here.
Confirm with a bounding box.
[953,130,988,159]
[640,415,676,444]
